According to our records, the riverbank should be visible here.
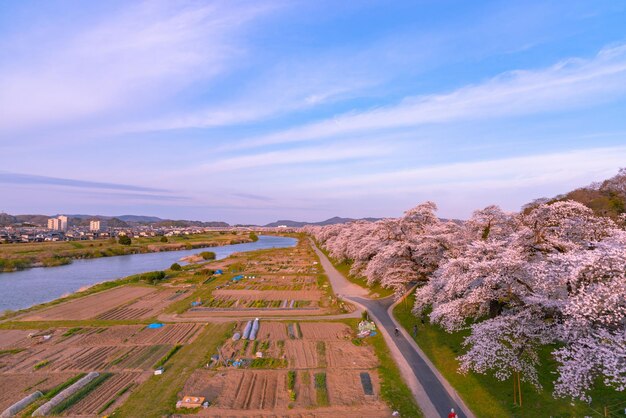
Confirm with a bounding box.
[0,235,296,316]
[0,231,257,272]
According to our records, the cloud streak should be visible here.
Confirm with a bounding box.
[0,171,167,193]
[311,145,626,195]
[234,44,626,149]
[0,1,274,132]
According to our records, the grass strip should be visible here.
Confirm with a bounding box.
[0,348,24,356]
[154,345,182,369]
[314,372,329,406]
[114,323,230,418]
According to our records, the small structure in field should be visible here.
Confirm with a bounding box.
[154,367,164,375]
[176,396,206,409]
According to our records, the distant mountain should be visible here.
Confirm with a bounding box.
[0,213,18,227]
[0,213,230,228]
[117,215,164,223]
[264,216,381,228]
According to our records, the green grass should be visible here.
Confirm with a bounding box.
[0,232,249,273]
[154,345,182,369]
[0,348,24,356]
[249,357,287,368]
[393,293,624,418]
[314,372,329,406]
[114,323,231,418]
[33,359,50,370]
[43,374,86,399]
[316,341,326,367]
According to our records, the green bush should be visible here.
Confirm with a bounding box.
[170,263,182,271]
[118,235,132,245]
[199,251,216,260]
[160,236,168,243]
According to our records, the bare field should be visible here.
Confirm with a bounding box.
[326,341,377,368]
[18,286,155,321]
[0,372,76,411]
[0,329,35,349]
[285,340,319,368]
[96,288,187,320]
[299,322,352,340]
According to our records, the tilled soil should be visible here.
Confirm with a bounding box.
[298,323,352,340]
[19,286,155,321]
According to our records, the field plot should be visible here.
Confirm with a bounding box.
[129,323,203,345]
[216,370,289,410]
[96,288,187,320]
[327,370,383,406]
[299,322,352,340]
[0,329,35,349]
[325,341,377,368]
[65,372,147,416]
[177,319,390,417]
[0,372,76,412]
[19,286,155,321]
[212,289,322,302]
[285,340,319,368]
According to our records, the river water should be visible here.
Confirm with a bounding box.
[0,235,297,312]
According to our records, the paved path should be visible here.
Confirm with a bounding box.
[310,238,473,418]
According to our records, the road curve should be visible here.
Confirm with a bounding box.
[310,238,474,418]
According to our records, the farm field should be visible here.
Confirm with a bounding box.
[0,235,420,417]
[179,320,390,417]
[167,238,350,319]
[0,231,254,272]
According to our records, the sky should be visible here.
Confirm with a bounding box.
[1,0,626,224]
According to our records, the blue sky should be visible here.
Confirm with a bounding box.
[1,0,626,224]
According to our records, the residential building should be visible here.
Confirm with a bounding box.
[47,218,60,230]
[89,220,101,232]
[58,215,68,231]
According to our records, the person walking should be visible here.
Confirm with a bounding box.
[448,408,458,418]
[394,327,400,336]
[412,324,418,337]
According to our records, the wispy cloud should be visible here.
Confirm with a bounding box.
[311,145,626,194]
[233,44,626,149]
[0,171,167,192]
[0,1,274,133]
[195,143,391,173]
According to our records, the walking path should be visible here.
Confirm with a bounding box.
[310,238,474,418]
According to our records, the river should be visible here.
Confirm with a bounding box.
[0,235,297,312]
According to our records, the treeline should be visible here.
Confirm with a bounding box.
[306,198,626,402]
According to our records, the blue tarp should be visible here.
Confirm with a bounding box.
[215,269,223,275]
[147,323,164,329]
[231,275,244,282]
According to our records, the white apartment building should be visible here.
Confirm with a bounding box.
[89,220,101,232]
[48,215,68,231]
[47,218,60,230]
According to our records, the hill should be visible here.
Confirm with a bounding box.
[526,168,626,219]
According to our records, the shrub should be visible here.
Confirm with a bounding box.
[170,263,182,271]
[199,251,216,260]
[160,236,168,243]
[118,235,132,245]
